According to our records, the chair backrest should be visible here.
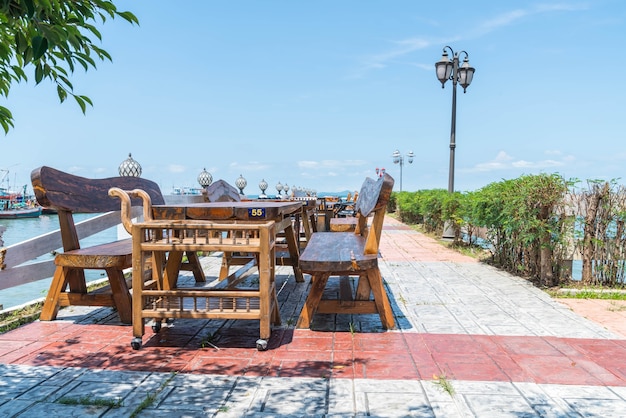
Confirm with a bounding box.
[31,166,164,213]
[204,179,241,202]
[31,166,165,251]
[353,173,394,254]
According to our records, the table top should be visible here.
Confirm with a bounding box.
[152,200,304,221]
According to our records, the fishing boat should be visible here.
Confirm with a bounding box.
[0,204,42,219]
[0,170,42,219]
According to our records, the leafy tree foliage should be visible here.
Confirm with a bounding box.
[0,0,138,133]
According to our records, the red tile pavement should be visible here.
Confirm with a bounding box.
[2,215,626,389]
[2,321,626,386]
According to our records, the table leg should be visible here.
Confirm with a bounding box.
[163,250,184,290]
[282,222,304,283]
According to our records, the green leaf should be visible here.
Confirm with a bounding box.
[0,105,14,134]
[14,32,28,56]
[57,74,74,91]
[74,94,89,114]
[117,11,140,25]
[32,36,49,60]
[34,63,44,84]
[24,0,35,17]
[56,85,67,103]
[11,65,27,81]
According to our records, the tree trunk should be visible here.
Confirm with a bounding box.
[582,182,609,285]
[539,205,554,287]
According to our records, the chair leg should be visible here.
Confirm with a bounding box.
[367,268,395,329]
[355,272,372,300]
[40,266,68,321]
[106,268,132,324]
[297,273,330,328]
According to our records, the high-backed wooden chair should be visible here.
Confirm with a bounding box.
[31,166,170,323]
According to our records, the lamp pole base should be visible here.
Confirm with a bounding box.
[442,220,455,240]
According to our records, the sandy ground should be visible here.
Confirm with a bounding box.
[558,298,626,338]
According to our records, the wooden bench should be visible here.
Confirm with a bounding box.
[30,166,203,323]
[296,173,395,329]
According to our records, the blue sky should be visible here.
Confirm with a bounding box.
[2,1,625,195]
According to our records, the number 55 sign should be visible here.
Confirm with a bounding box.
[248,208,266,218]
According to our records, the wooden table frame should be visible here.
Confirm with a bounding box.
[111,189,301,350]
[151,200,306,283]
[130,219,278,351]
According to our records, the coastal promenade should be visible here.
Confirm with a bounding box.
[1,216,626,416]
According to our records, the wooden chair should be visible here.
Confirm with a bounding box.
[204,179,242,203]
[297,173,395,329]
[30,166,200,323]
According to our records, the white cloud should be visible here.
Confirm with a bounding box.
[229,161,272,172]
[469,151,565,172]
[168,164,186,174]
[357,4,586,75]
[297,159,367,170]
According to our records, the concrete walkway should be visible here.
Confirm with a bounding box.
[1,216,625,417]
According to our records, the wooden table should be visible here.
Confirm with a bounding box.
[111,190,307,351]
[151,200,306,283]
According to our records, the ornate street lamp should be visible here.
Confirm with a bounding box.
[436,45,475,195]
[276,181,283,197]
[197,168,213,188]
[118,153,142,177]
[391,150,414,192]
[235,174,247,195]
[258,179,268,198]
[436,45,475,238]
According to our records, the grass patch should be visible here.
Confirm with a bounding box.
[0,302,43,334]
[608,301,626,312]
[549,288,626,300]
[129,372,177,418]
[57,394,123,408]
[200,331,220,349]
[432,373,455,396]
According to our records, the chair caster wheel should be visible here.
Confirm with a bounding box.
[131,337,142,350]
[152,321,162,333]
[256,339,268,351]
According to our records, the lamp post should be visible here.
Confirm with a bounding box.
[391,150,414,192]
[436,45,475,238]
[436,46,475,195]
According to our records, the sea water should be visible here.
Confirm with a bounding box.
[0,213,118,310]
